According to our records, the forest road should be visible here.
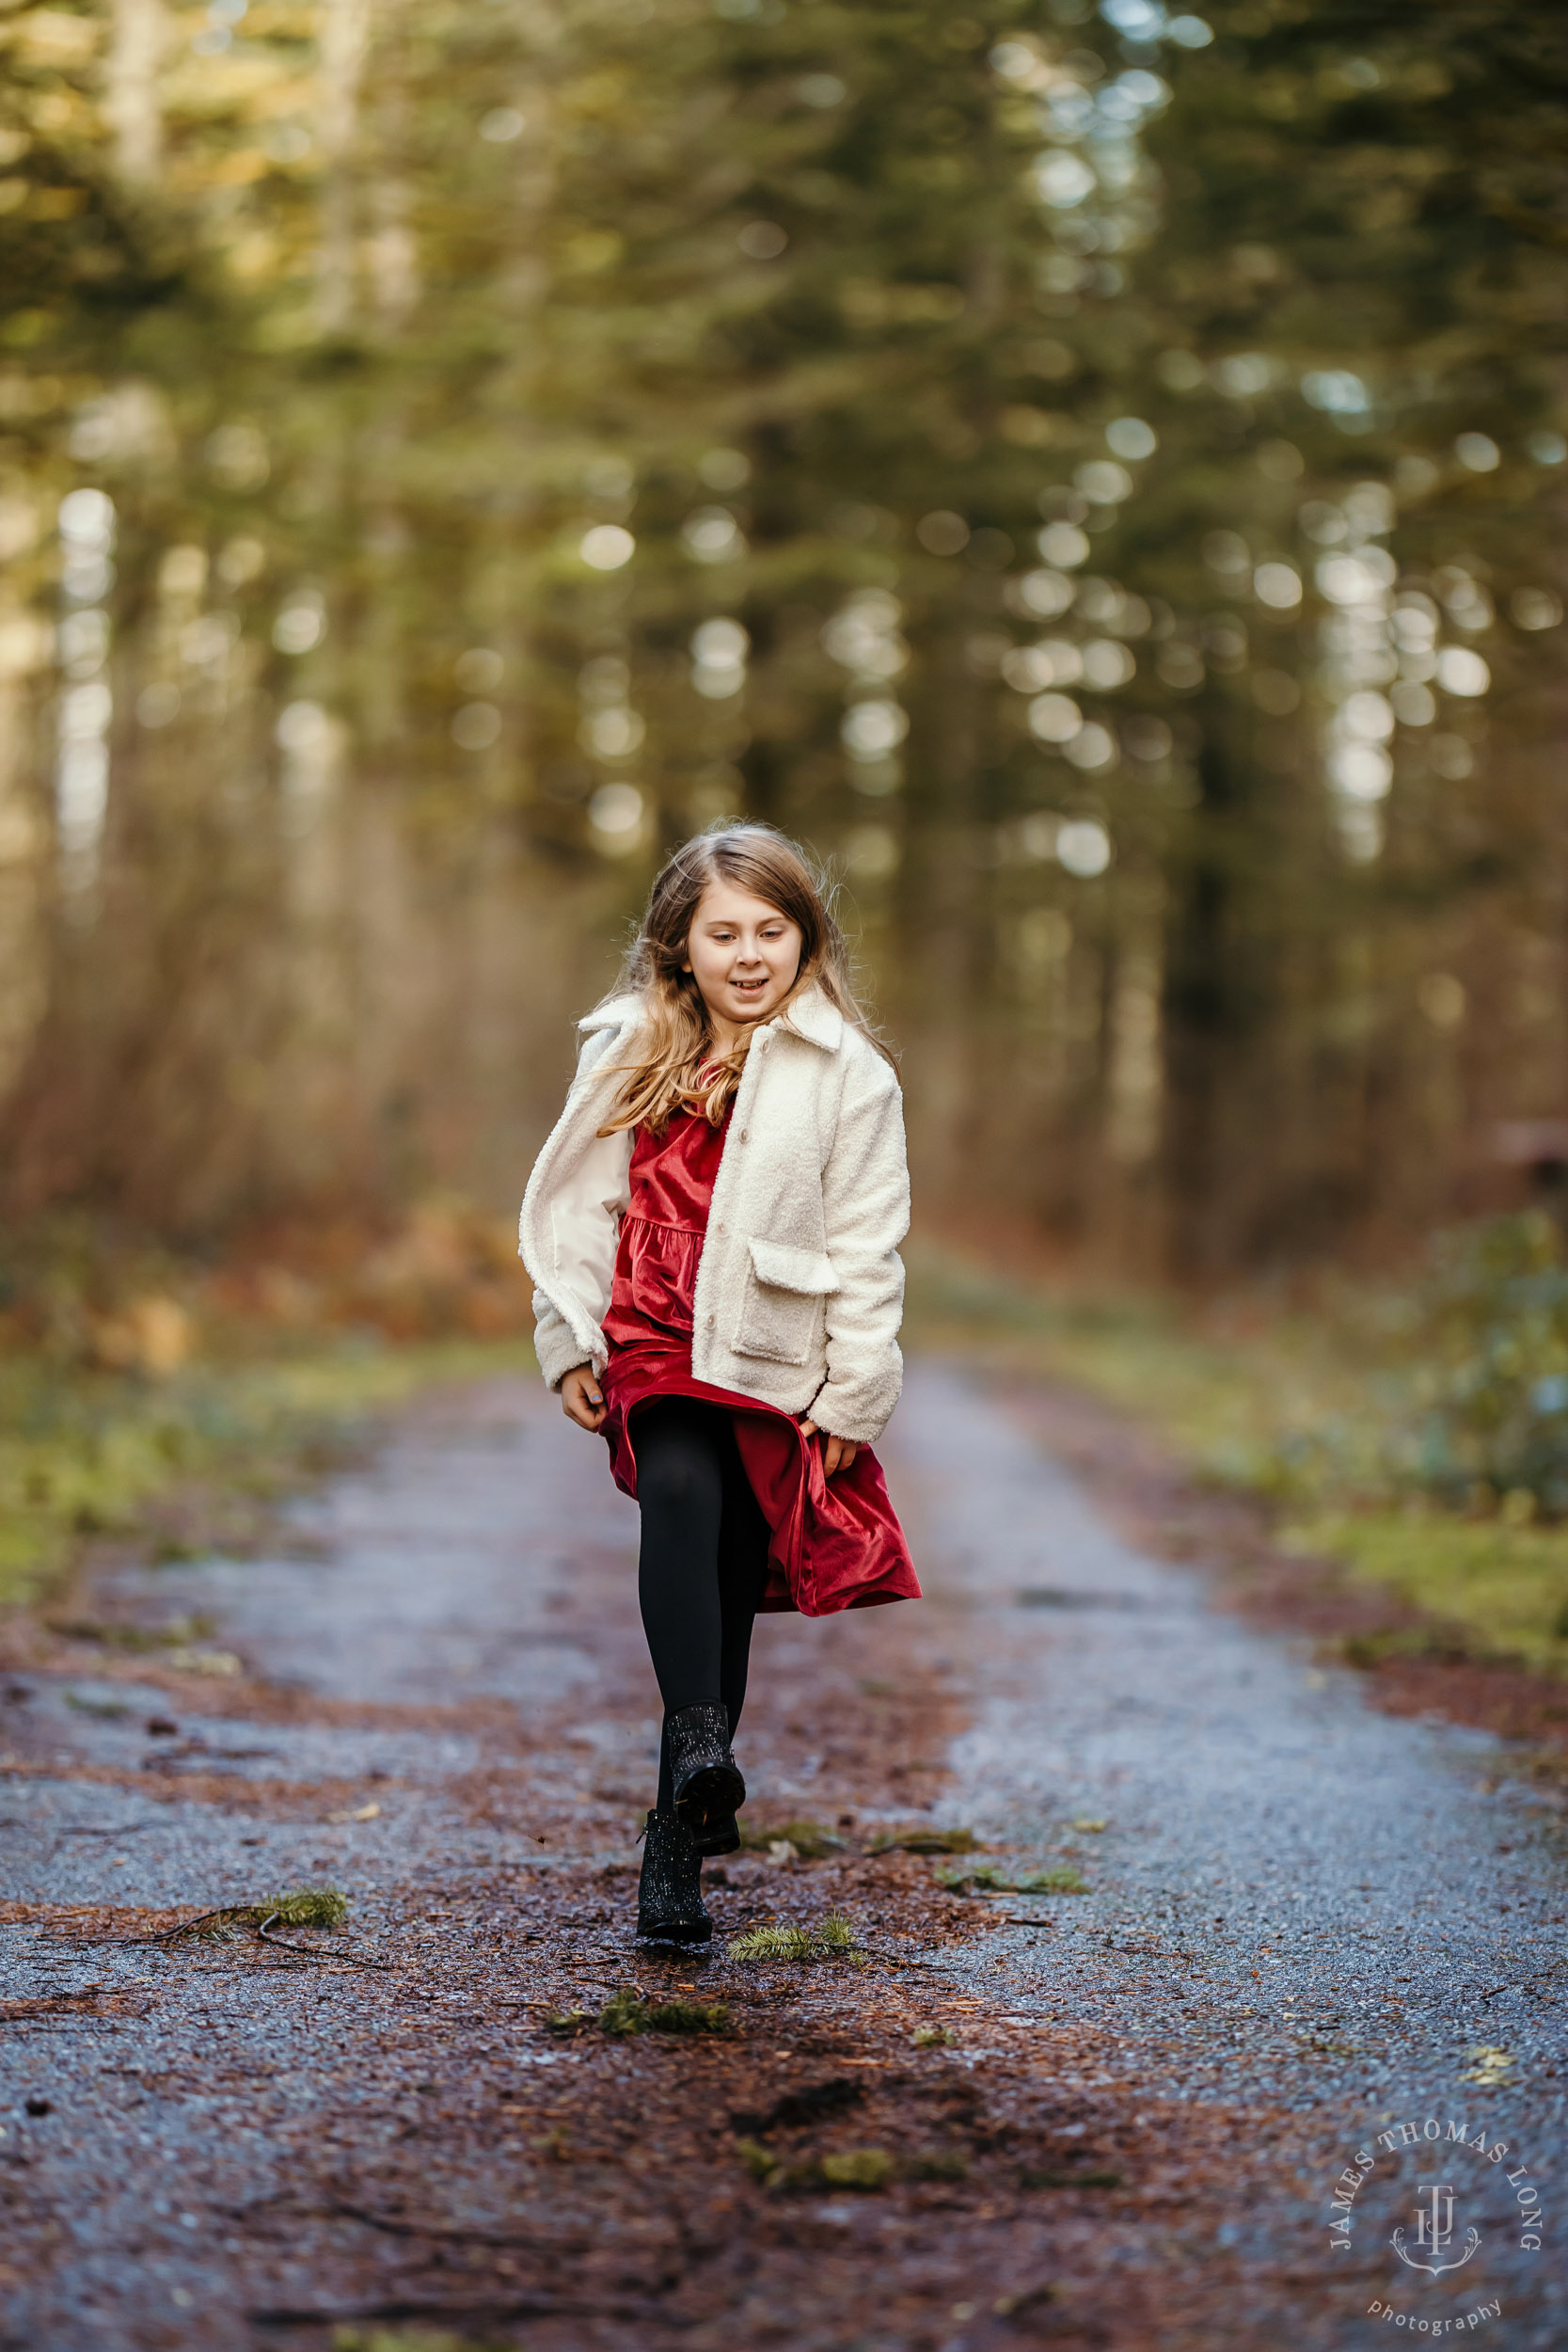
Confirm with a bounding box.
[1,1361,1563,2352]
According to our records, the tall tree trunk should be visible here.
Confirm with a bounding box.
[107,0,166,185]
[317,0,373,334]
[0,592,49,1114]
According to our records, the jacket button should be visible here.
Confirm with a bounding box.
[738,1129,748,1142]
[706,1313,716,1328]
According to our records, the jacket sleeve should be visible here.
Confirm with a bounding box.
[532,1289,594,1393]
[520,1026,633,1390]
[809,1058,910,1444]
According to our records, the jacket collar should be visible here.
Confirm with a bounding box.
[579,993,641,1035]
[772,982,843,1051]
[578,981,844,1052]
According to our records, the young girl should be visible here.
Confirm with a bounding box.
[519,823,919,1945]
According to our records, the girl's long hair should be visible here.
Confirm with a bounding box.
[595,822,889,1136]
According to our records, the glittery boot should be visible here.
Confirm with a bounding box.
[635,1808,712,1946]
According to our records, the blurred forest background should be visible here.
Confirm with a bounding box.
[5,0,1568,1674]
[1,0,1563,1278]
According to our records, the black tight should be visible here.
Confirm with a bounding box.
[633,1396,770,1813]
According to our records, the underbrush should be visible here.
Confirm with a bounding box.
[905,1216,1568,1679]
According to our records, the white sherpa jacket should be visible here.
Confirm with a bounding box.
[518,983,908,1445]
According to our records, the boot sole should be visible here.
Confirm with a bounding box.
[673,1760,746,1836]
[636,1915,713,1946]
[691,1814,740,1857]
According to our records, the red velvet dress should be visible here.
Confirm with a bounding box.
[599,1102,920,1617]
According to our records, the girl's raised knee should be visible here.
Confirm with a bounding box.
[637,1440,717,1514]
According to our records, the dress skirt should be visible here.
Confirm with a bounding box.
[597,1099,920,1619]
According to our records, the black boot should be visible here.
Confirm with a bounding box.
[636,1809,712,1946]
[692,1809,739,1858]
[666,1702,746,1844]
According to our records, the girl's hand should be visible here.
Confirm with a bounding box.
[800,1418,860,1476]
[561,1366,607,1432]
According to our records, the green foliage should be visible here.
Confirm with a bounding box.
[737,2138,897,2193]
[912,1228,1568,1675]
[597,1987,731,2037]
[261,1886,349,1931]
[1281,1510,1568,1677]
[543,2009,595,2039]
[3,0,1565,1270]
[166,1884,348,1941]
[867,1825,979,1855]
[935,1861,1087,1896]
[1403,1215,1568,1512]
[818,2147,896,2191]
[635,1993,732,2037]
[0,1333,529,1609]
[729,1923,818,1963]
[597,1986,653,2037]
[728,1911,861,1963]
[736,2135,779,2182]
[736,1818,847,1858]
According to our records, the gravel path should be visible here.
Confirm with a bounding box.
[1,1362,1562,2350]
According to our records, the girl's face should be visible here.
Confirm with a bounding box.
[683,881,804,1042]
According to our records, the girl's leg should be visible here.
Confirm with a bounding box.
[637,1398,769,1813]
[716,1420,771,1740]
[635,1396,729,1722]
[633,1397,756,1938]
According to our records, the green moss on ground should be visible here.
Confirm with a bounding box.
[736,2139,898,2192]
[904,1236,1568,1679]
[0,1339,534,1612]
[936,1860,1088,1895]
[867,1825,979,1854]
[736,1818,847,1858]
[598,1987,732,2036]
[1279,1510,1568,1677]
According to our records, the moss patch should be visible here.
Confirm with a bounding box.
[597,1987,732,2037]
[0,1338,532,1612]
[737,2139,951,2193]
[736,1818,847,1859]
[936,1860,1087,1895]
[159,1884,350,1944]
[905,1237,1568,1679]
[867,1824,979,1855]
[738,2139,898,2192]
[1282,1509,1568,1677]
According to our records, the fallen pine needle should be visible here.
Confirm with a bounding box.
[729,1911,861,1963]
[119,1884,361,1953]
[255,1914,394,1970]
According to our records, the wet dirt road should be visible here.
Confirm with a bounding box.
[2,1362,1563,2351]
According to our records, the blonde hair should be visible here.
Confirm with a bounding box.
[595,823,887,1136]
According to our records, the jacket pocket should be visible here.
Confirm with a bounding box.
[732,1238,839,1367]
